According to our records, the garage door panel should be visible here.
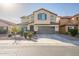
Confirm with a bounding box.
[38,26,55,34]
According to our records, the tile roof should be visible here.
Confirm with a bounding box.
[60,16,72,19]
[34,8,57,16]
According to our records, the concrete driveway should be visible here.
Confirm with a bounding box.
[36,34,79,46]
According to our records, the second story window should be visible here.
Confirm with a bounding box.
[38,13,47,20]
[76,17,79,21]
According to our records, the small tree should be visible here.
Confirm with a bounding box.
[11,26,19,43]
[11,26,19,35]
[69,29,78,36]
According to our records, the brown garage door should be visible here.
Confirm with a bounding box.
[38,26,56,34]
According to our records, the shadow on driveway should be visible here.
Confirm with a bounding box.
[0,34,79,46]
[37,34,79,46]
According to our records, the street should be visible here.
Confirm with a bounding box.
[0,45,79,56]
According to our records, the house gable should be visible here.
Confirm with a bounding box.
[33,8,57,24]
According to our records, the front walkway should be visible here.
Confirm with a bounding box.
[0,34,78,46]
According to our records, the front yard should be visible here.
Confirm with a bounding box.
[0,34,79,56]
[0,34,78,46]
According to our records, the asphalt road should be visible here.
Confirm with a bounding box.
[0,45,79,56]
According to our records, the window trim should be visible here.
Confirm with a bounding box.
[38,13,47,20]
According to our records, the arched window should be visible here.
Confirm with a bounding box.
[38,13,47,20]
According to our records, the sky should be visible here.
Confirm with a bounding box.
[0,3,79,24]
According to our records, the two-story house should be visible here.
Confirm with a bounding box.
[21,8,59,34]
[21,8,79,34]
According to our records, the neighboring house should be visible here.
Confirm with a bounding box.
[21,8,59,34]
[0,19,15,34]
[59,15,79,33]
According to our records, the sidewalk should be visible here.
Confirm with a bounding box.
[0,39,76,46]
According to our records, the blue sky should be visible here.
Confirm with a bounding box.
[0,3,79,23]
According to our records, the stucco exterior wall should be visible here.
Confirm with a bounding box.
[34,10,51,24]
[72,15,79,24]
[50,13,57,23]
[21,14,34,23]
[56,17,60,23]
[59,18,69,25]
[34,25,38,31]
[55,25,59,31]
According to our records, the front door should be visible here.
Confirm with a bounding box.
[30,25,34,31]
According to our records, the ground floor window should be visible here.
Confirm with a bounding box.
[22,27,27,32]
[68,26,74,30]
[0,26,8,34]
[51,26,55,31]
[68,26,78,32]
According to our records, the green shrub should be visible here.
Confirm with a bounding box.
[8,34,12,37]
[20,28,24,36]
[27,32,33,40]
[23,31,37,40]
[33,31,37,35]
[24,32,28,39]
[69,29,78,36]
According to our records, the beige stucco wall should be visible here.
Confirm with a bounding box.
[59,18,69,25]
[55,25,59,31]
[34,10,50,24]
[72,15,79,24]
[21,14,34,23]
[27,25,30,30]
[65,26,68,32]
[56,17,60,23]
[50,13,57,23]
[34,25,38,31]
